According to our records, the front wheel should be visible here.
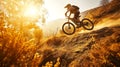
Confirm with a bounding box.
[82,18,94,30]
[62,22,76,35]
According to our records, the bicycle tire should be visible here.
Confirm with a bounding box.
[62,22,76,35]
[82,18,94,30]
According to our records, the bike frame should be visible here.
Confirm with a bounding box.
[67,17,82,28]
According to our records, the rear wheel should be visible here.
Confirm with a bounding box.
[82,18,94,30]
[62,22,76,35]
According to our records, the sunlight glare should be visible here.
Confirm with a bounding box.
[24,6,38,17]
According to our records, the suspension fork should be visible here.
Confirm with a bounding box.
[67,18,72,29]
[68,23,71,29]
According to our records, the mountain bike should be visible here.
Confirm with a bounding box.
[62,16,94,35]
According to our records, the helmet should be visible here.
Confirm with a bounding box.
[64,4,71,8]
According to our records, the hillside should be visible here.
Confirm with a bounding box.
[38,25,120,67]
[84,0,120,24]
[38,0,120,67]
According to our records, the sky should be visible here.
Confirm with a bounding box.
[44,0,102,22]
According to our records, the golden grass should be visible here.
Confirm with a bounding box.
[84,0,120,24]
[0,32,39,67]
[0,14,43,66]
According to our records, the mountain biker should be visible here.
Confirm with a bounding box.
[65,4,81,28]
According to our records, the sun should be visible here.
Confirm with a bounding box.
[24,5,38,17]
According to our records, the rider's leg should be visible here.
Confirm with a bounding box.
[74,18,81,28]
[74,12,81,28]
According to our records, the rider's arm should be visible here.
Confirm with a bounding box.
[65,10,71,18]
[69,12,71,18]
[65,10,69,17]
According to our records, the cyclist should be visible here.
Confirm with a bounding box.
[65,4,81,28]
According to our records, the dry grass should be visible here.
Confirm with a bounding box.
[0,27,43,67]
[84,0,120,24]
[38,26,120,67]
[0,11,43,67]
